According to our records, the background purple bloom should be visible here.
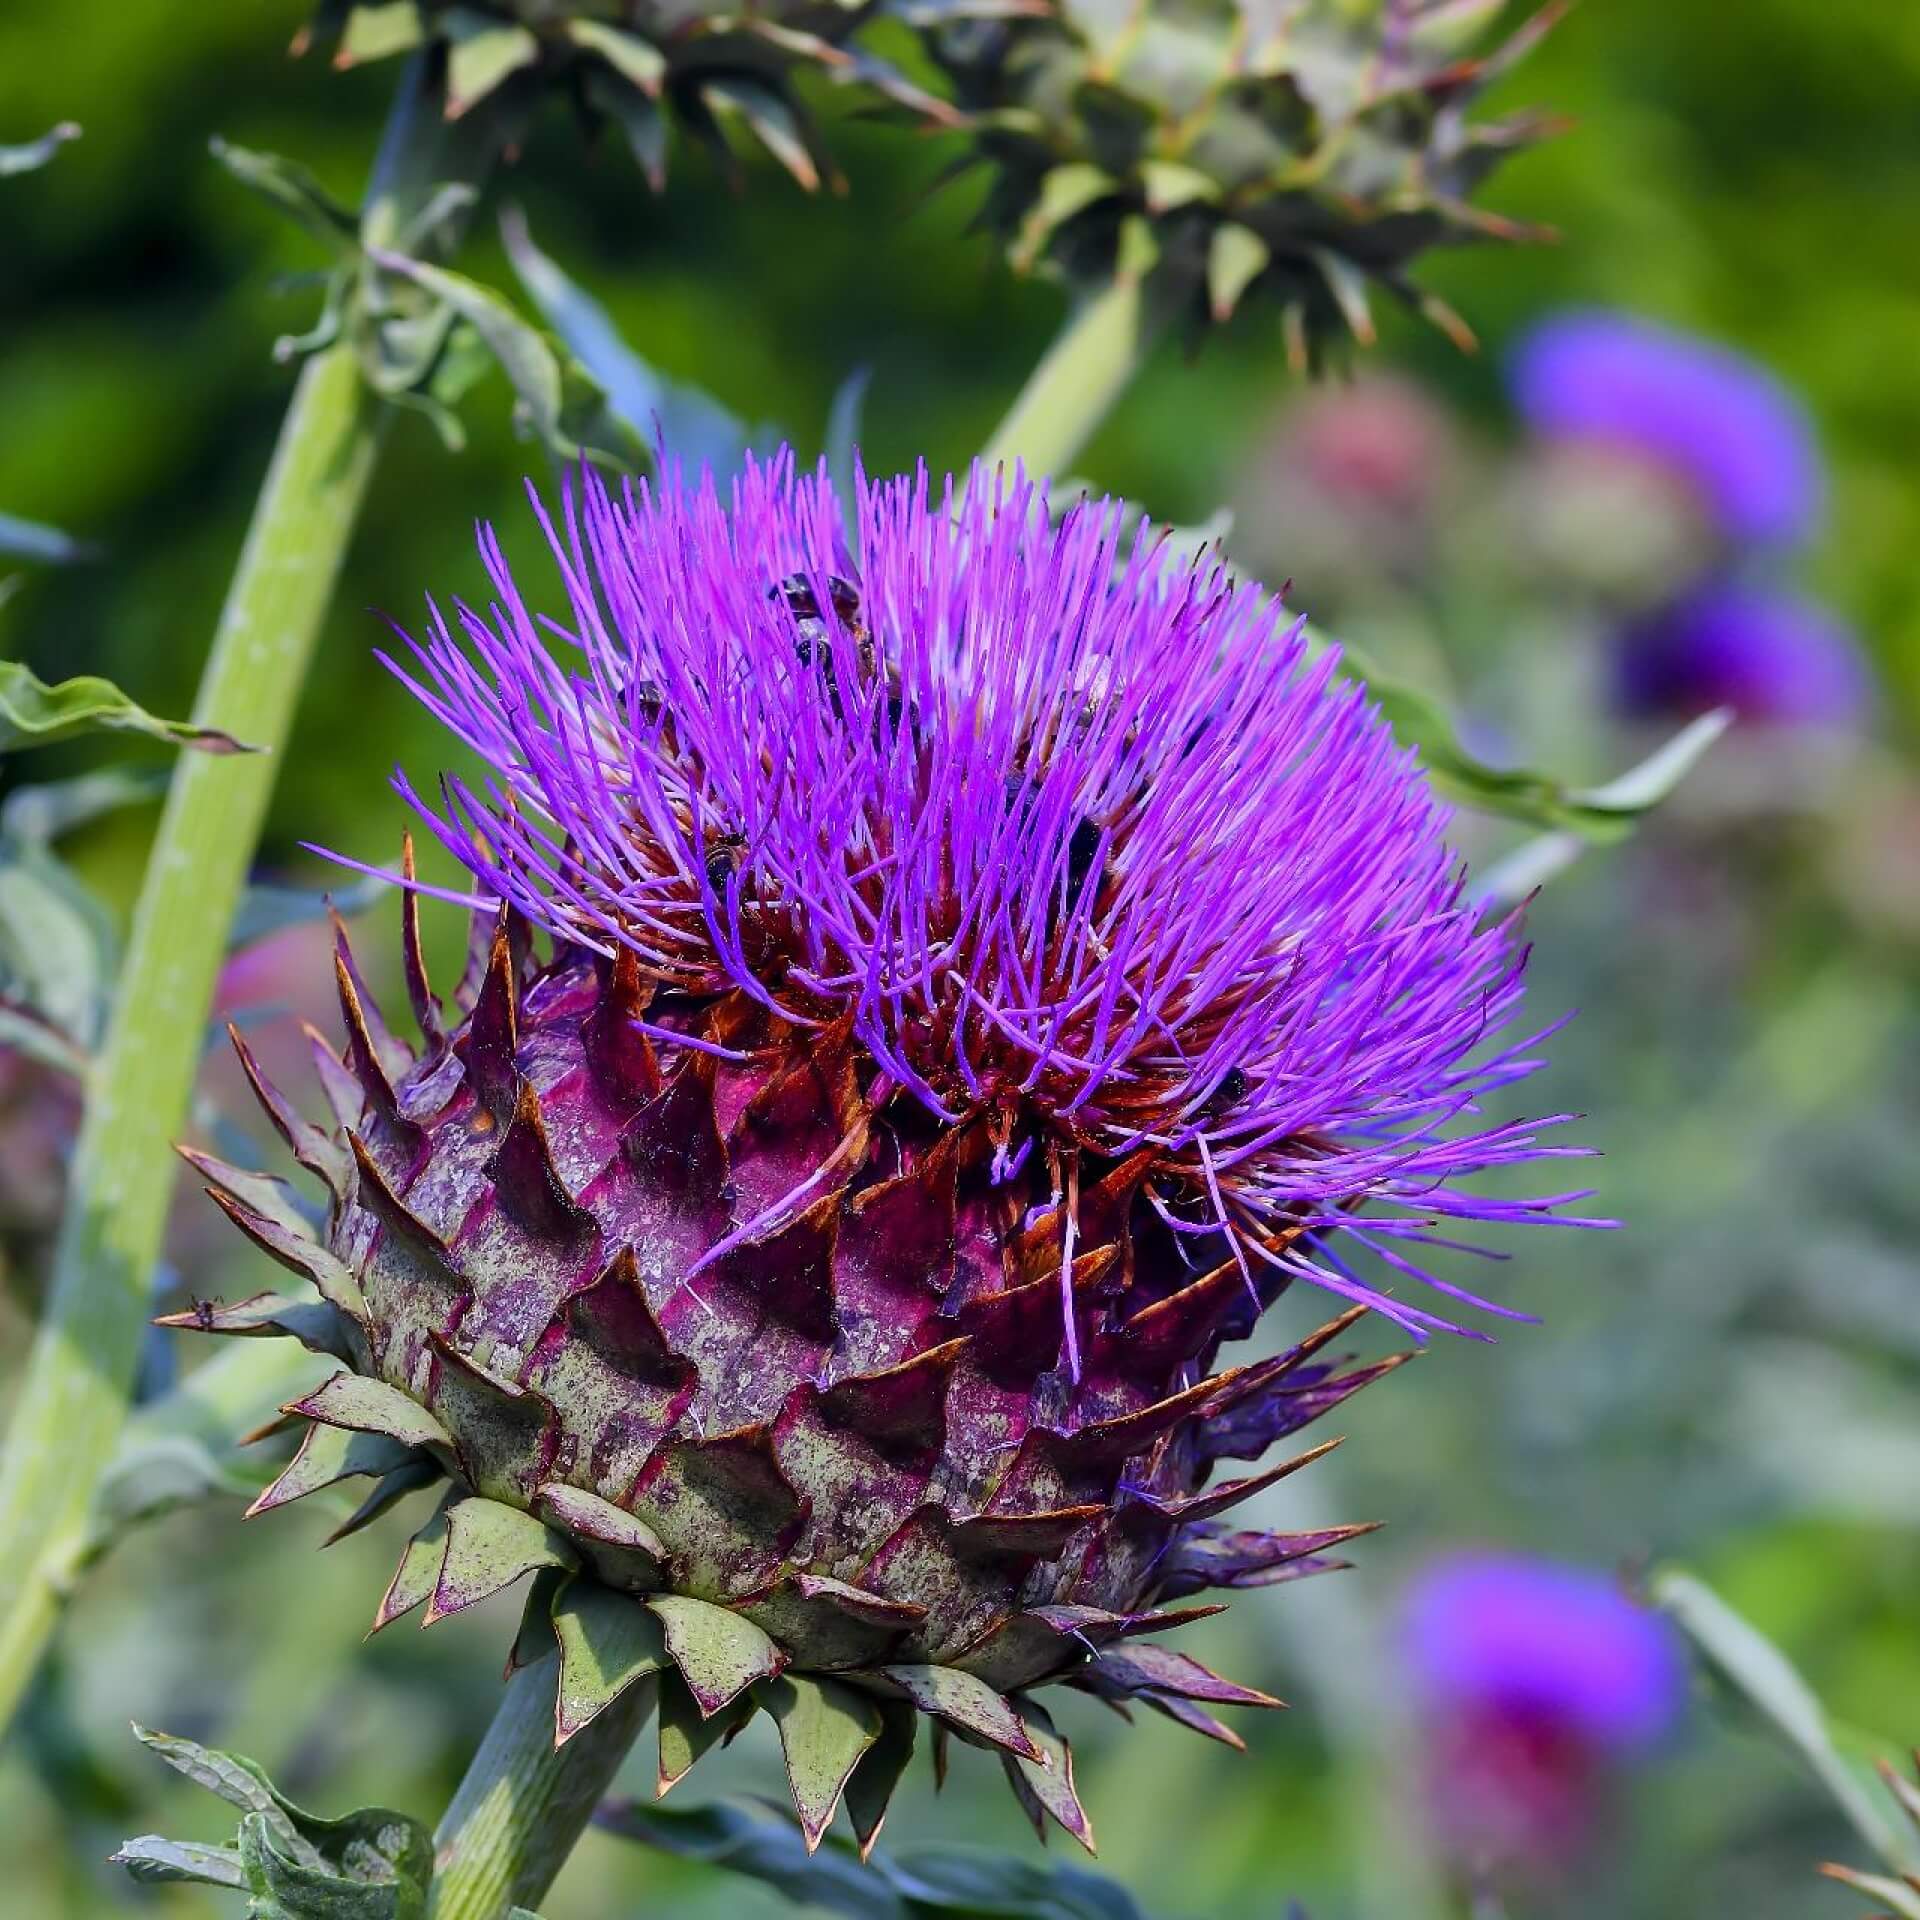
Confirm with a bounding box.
[1404,1552,1686,1753]
[1510,310,1823,548]
[1616,579,1871,728]
[361,452,1597,1336]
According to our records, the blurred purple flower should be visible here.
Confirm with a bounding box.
[1617,580,1871,728]
[1403,1552,1684,1877]
[1510,310,1822,547]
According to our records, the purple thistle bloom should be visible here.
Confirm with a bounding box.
[356,451,1597,1343]
[1510,310,1822,548]
[1404,1553,1685,1755]
[1617,579,1871,729]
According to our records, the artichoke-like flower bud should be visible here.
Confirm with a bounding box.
[297,0,955,190]
[923,0,1568,354]
[182,453,1589,1852]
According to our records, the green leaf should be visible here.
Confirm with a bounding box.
[80,1431,266,1569]
[120,1731,432,1919]
[500,206,755,475]
[368,249,575,456]
[0,122,79,176]
[1653,1569,1917,1872]
[1332,638,1726,842]
[0,660,251,755]
[0,839,117,1049]
[209,137,360,259]
[597,1798,906,1919]
[758,1672,882,1849]
[110,1835,248,1888]
[0,510,98,565]
[597,1795,1158,1918]
[1013,164,1116,272]
[441,9,541,119]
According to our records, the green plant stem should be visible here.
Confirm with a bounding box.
[979,274,1168,480]
[0,55,483,1740]
[430,1653,655,1920]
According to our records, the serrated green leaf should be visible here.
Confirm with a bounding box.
[0,122,79,176]
[0,661,250,755]
[565,18,668,95]
[110,1835,248,1888]
[1654,1569,1917,1873]
[209,137,359,258]
[1331,639,1725,843]
[442,9,541,118]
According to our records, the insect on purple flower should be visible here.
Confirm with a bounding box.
[187,449,1606,1851]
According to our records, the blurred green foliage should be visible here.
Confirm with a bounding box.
[3,2,1920,1917]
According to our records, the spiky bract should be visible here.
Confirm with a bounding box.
[185,452,1584,1851]
[920,0,1568,354]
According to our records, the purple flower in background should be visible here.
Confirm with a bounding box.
[1617,579,1871,728]
[1403,1552,1685,1876]
[1510,310,1822,547]
[358,451,1596,1339]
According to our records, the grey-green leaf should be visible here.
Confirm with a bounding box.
[1654,1568,1917,1872]
[0,510,99,564]
[209,136,360,258]
[0,661,250,754]
[110,1835,249,1888]
[0,122,79,176]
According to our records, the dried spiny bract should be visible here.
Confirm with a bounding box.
[922,0,1570,360]
[294,0,958,192]
[180,452,1591,1853]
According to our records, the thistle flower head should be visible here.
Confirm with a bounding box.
[382,452,1588,1340]
[1510,310,1823,549]
[187,453,1592,1854]
[1617,579,1870,730]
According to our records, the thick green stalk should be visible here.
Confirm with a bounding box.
[429,1654,655,1920]
[979,274,1168,481]
[0,56,480,1739]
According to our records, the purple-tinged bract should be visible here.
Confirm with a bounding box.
[185,453,1587,1856]
[1510,310,1822,548]
[1616,579,1870,730]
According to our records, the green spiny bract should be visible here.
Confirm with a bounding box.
[177,857,1394,1855]
[923,0,1569,358]
[294,0,958,191]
